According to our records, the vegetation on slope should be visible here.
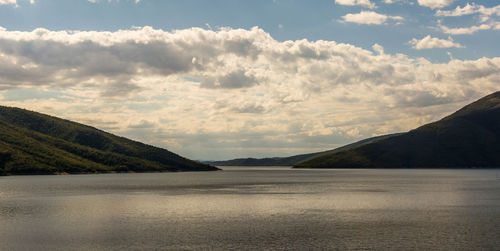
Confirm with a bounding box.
[0,106,218,175]
[206,133,402,166]
[295,91,500,169]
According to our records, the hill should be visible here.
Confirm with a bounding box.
[206,133,401,166]
[295,91,500,169]
[0,106,218,175]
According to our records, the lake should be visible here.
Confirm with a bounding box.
[1,167,499,250]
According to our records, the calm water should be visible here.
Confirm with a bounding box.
[1,167,499,250]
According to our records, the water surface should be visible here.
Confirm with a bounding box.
[1,167,499,250]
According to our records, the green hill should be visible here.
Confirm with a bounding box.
[206,133,401,166]
[295,91,500,169]
[0,106,218,175]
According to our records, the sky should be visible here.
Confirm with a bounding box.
[0,0,499,160]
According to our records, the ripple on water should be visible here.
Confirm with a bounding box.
[0,168,499,250]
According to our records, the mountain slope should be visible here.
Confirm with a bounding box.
[206,133,402,166]
[295,91,500,169]
[0,106,218,175]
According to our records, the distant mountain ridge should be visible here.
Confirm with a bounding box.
[0,106,218,175]
[206,133,402,166]
[295,91,500,169]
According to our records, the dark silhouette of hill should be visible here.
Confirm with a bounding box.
[0,106,218,175]
[295,91,500,169]
[206,133,402,166]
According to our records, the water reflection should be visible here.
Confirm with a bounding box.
[1,168,499,250]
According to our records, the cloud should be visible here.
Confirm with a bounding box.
[100,81,141,97]
[0,0,17,6]
[436,3,500,17]
[340,11,404,25]
[436,3,500,22]
[128,120,155,129]
[417,0,454,9]
[434,3,500,36]
[382,0,406,3]
[335,0,376,9]
[0,26,499,159]
[230,102,266,114]
[409,35,464,49]
[435,3,478,16]
[0,26,267,93]
[201,70,259,89]
[439,22,497,34]
[1,0,36,5]
[372,43,384,54]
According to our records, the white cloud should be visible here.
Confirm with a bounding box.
[341,11,404,25]
[0,26,498,159]
[372,43,384,54]
[435,3,500,35]
[0,0,17,6]
[335,0,376,9]
[0,0,37,5]
[439,22,496,34]
[436,3,479,16]
[417,0,454,9]
[382,0,413,4]
[201,70,259,89]
[409,35,464,49]
[436,3,500,22]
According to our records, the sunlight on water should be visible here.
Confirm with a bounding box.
[1,168,499,250]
